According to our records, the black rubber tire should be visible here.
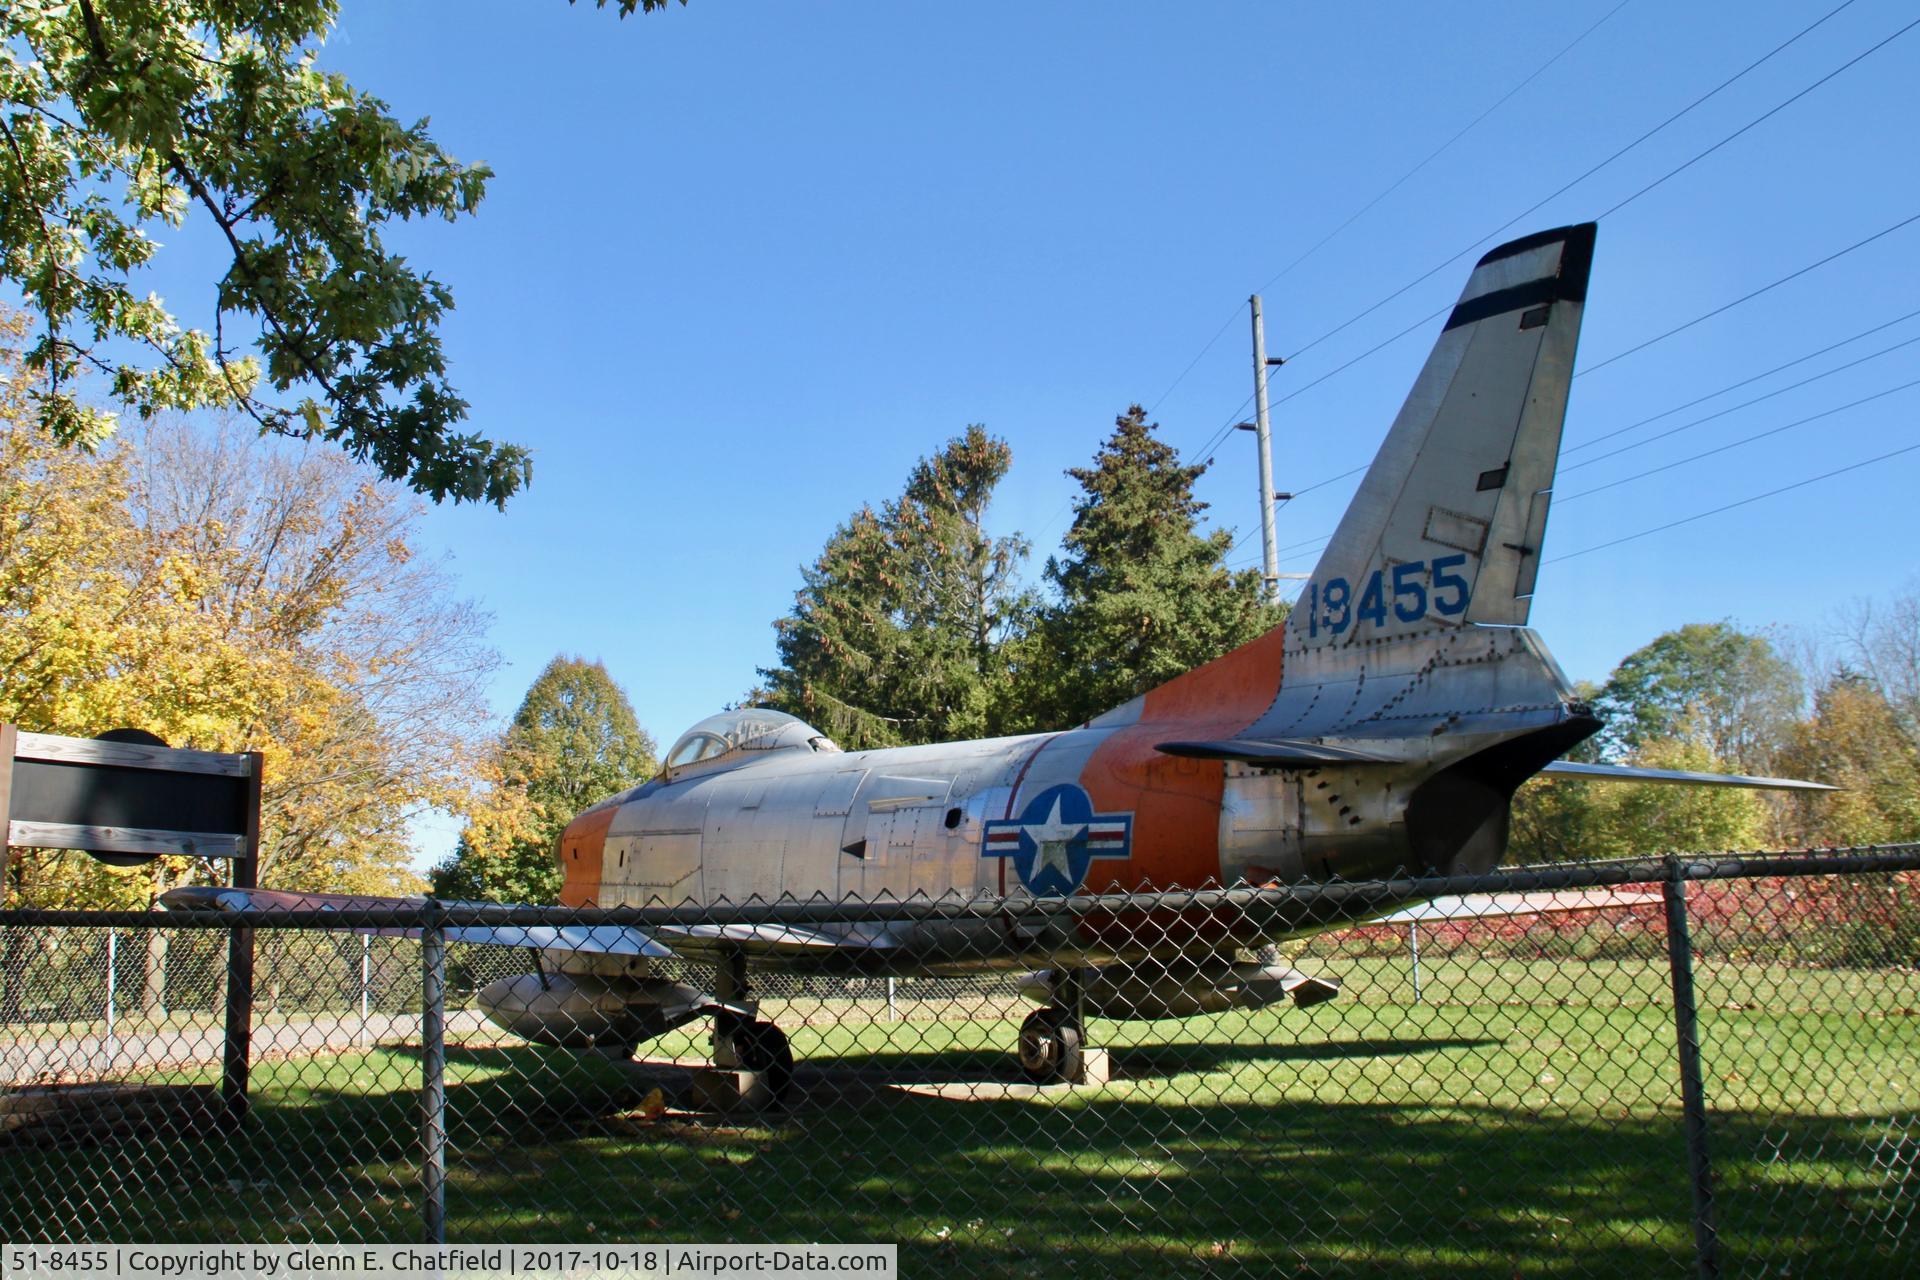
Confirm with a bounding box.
[730,1020,794,1098]
[1018,1007,1084,1084]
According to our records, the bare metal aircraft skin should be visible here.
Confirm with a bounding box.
[166,224,1830,1083]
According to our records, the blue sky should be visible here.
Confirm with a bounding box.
[123,2,1920,857]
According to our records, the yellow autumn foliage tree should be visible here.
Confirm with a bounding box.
[1775,676,1920,847]
[0,312,496,912]
[1511,735,1767,863]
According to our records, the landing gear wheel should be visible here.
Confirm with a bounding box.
[727,1020,794,1098]
[1018,1007,1083,1084]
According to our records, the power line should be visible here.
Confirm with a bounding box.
[1272,206,1920,447]
[1226,368,1920,566]
[1595,10,1920,221]
[1559,376,1920,502]
[1277,0,1867,368]
[1272,301,1451,410]
[1293,207,1920,416]
[1578,209,1920,377]
[1149,2,1635,422]
[1257,433,1920,570]
[1550,442,1920,563]
[1192,402,1253,466]
[1277,269,1920,500]
[1145,304,1244,417]
[1181,1,1898,554]
[1291,464,1367,499]
[1275,532,1331,557]
[1221,487,1297,560]
[1214,0,1893,447]
[1231,525,1336,567]
[1250,0,1635,300]
[1564,305,1920,456]
[1561,333,1920,473]
[1268,4,1905,421]
[1188,0,1883,481]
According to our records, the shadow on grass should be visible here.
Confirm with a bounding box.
[1,1041,1911,1279]
[790,1034,1502,1087]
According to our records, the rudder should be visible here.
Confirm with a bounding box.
[1289,224,1596,650]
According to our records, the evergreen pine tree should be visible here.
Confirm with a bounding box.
[760,427,1033,748]
[1011,406,1282,730]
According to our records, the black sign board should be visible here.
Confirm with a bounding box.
[2,728,259,866]
[2,724,264,1128]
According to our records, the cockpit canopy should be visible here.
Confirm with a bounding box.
[662,708,840,775]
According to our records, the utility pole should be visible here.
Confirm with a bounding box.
[1248,295,1283,603]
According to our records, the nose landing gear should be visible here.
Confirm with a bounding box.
[695,946,793,1109]
[716,1012,793,1095]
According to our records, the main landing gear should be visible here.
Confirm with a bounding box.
[1018,1006,1084,1083]
[1018,967,1091,1085]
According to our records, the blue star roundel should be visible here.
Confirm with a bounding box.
[982,783,1133,896]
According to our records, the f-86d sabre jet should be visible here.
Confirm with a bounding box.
[168,223,1828,1088]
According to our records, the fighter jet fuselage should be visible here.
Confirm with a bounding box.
[182,223,1824,1085]
[536,223,1614,1017]
[560,625,1598,972]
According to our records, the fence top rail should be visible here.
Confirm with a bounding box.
[1,845,1916,931]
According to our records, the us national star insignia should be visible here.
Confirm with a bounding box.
[981,783,1133,896]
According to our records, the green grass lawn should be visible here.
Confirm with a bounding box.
[4,956,1917,1278]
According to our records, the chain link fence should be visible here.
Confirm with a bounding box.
[3,849,1917,1277]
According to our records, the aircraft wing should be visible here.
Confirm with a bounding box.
[653,921,893,956]
[1538,761,1837,791]
[158,886,905,960]
[159,885,676,958]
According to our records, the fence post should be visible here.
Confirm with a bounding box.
[222,751,265,1131]
[1662,856,1721,1280]
[221,917,254,1130]
[1409,921,1423,1003]
[421,900,447,1246]
[104,931,117,1067]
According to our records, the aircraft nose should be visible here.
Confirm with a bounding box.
[555,804,617,907]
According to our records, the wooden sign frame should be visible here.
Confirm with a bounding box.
[0,725,264,1127]
[2,729,261,865]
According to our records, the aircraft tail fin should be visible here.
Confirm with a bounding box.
[1288,224,1595,650]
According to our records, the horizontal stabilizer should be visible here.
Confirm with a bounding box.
[1375,889,1662,923]
[1540,761,1836,792]
[1154,739,1395,766]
